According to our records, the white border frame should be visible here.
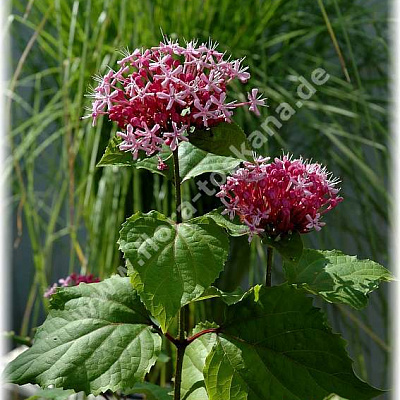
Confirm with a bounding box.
[391,0,400,398]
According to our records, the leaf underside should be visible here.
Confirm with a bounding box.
[181,323,218,400]
[194,208,250,237]
[195,286,245,306]
[189,121,252,160]
[178,141,241,182]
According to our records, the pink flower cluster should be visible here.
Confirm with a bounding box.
[44,273,100,298]
[87,39,266,163]
[217,154,343,240]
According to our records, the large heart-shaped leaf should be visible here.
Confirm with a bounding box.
[189,122,252,160]
[119,211,229,331]
[204,285,382,400]
[181,323,218,400]
[283,249,393,309]
[4,276,162,395]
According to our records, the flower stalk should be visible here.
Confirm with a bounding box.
[173,149,182,224]
[173,148,185,400]
[266,246,273,287]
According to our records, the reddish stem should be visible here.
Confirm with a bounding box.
[186,327,220,345]
[165,332,180,346]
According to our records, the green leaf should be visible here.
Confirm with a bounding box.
[97,136,240,182]
[194,208,250,237]
[262,231,303,264]
[181,323,218,400]
[119,211,229,331]
[124,382,172,400]
[189,122,252,160]
[4,276,162,395]
[26,388,75,400]
[97,136,138,166]
[179,141,241,182]
[204,284,382,400]
[283,249,393,309]
[198,210,304,265]
[136,151,174,179]
[194,286,245,305]
[97,136,174,178]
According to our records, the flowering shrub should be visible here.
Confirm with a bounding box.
[5,39,392,400]
[217,154,343,239]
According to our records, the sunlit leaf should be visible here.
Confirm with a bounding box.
[283,249,393,309]
[119,211,229,331]
[4,276,161,395]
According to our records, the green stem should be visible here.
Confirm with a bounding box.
[266,246,273,287]
[177,307,186,342]
[173,150,182,224]
[172,149,186,400]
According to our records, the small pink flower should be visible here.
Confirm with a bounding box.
[305,213,326,231]
[58,276,73,287]
[231,58,251,82]
[164,122,188,151]
[247,88,267,116]
[193,100,215,127]
[157,86,187,110]
[44,283,58,298]
[218,154,342,240]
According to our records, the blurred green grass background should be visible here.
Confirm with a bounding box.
[7,0,390,397]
